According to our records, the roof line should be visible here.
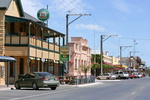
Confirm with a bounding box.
[5,15,65,36]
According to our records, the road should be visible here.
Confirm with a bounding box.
[0,77,150,100]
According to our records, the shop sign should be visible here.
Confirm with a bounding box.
[37,8,50,21]
[60,46,70,61]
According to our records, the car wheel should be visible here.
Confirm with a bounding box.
[32,82,39,90]
[51,87,56,90]
[15,82,21,90]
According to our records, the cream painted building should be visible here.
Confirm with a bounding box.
[103,51,112,64]
[0,0,65,85]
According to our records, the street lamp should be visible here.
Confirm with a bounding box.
[100,34,117,75]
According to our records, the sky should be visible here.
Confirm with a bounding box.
[21,0,150,67]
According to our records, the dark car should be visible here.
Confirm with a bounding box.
[15,72,60,90]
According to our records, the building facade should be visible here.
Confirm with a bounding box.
[103,51,112,64]
[0,0,65,85]
[68,37,91,76]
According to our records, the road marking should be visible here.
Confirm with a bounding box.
[10,83,102,100]
[130,92,136,96]
[10,88,76,100]
[9,87,82,100]
[77,82,103,87]
[140,87,144,89]
[95,80,121,82]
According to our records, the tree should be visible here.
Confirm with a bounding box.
[103,64,114,73]
[91,54,102,76]
[80,65,90,77]
[91,63,100,76]
[91,54,101,64]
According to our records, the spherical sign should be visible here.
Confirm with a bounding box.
[37,8,50,21]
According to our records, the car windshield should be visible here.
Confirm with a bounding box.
[104,73,109,76]
[36,72,52,78]
[110,73,115,75]
[124,72,128,74]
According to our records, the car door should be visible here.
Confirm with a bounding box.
[27,74,36,87]
[19,74,30,87]
[20,74,35,87]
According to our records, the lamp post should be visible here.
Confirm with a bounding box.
[100,34,117,75]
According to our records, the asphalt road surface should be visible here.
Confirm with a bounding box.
[0,77,150,100]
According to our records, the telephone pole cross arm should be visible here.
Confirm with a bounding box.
[66,14,91,45]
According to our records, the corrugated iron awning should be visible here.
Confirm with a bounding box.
[0,56,16,62]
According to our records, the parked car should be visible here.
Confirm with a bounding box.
[97,73,116,80]
[108,73,117,80]
[133,72,139,78]
[137,73,142,78]
[97,73,110,80]
[15,72,60,90]
[115,72,129,79]
[140,73,144,77]
[129,73,135,79]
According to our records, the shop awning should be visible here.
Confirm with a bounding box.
[0,56,16,87]
[0,56,16,62]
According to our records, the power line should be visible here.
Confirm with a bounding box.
[113,37,150,40]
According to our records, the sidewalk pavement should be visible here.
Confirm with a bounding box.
[0,82,103,91]
[0,85,14,91]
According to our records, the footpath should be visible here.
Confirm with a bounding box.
[0,82,103,91]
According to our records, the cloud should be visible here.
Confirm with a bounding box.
[48,0,87,14]
[75,24,105,31]
[21,0,44,18]
[113,0,129,13]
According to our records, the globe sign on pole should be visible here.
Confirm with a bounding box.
[37,8,49,21]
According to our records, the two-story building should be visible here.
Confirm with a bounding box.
[0,0,65,85]
[68,37,91,76]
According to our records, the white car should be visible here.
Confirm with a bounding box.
[137,73,142,78]
[115,72,129,79]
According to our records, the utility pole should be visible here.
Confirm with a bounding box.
[100,34,117,75]
[120,46,132,69]
[130,51,140,57]
[120,46,122,68]
[133,40,138,57]
[94,31,96,76]
[66,14,91,45]
[100,35,103,75]
[47,5,48,27]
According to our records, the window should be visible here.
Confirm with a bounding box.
[75,59,77,69]
[78,60,80,69]
[84,61,86,66]
[36,72,52,78]
[20,58,24,74]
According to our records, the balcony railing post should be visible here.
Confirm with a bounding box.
[59,35,61,76]
[35,25,37,72]
[53,33,55,75]
[28,23,31,73]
